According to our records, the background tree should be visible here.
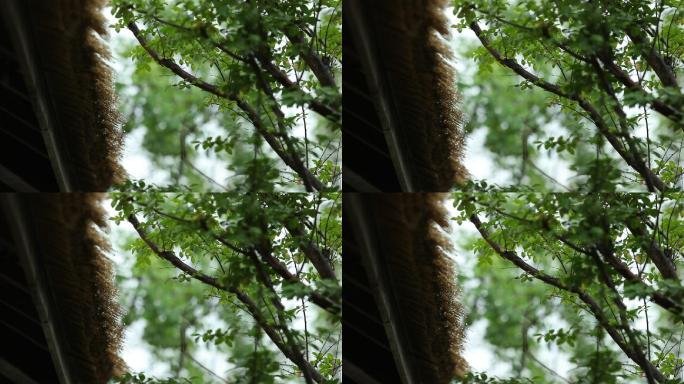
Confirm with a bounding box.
[454,0,684,192]
[110,190,341,383]
[448,0,684,382]
[452,191,684,383]
[111,0,341,192]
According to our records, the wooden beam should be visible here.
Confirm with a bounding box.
[0,358,40,384]
[0,269,31,294]
[343,359,384,384]
[343,166,382,192]
[0,164,38,192]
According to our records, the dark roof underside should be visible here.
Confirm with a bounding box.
[0,17,59,191]
[343,214,403,383]
[0,215,60,383]
[342,23,402,192]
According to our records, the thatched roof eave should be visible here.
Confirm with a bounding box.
[344,193,466,383]
[0,0,124,191]
[0,194,124,383]
[344,0,467,192]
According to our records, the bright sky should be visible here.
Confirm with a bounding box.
[105,202,251,381]
[444,198,660,383]
[440,8,551,375]
[442,11,662,377]
[103,200,163,376]
[444,11,575,188]
[102,8,227,378]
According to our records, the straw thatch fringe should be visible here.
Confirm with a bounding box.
[29,0,124,190]
[369,193,467,382]
[23,193,124,382]
[365,0,467,190]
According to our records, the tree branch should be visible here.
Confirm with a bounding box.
[132,9,339,122]
[593,241,683,318]
[486,201,684,318]
[216,230,340,314]
[626,28,679,88]
[139,205,340,314]
[491,11,684,130]
[253,52,340,121]
[625,219,678,280]
[244,55,317,192]
[282,29,336,88]
[591,57,662,192]
[590,232,659,383]
[250,246,340,314]
[598,55,684,127]
[282,220,336,280]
